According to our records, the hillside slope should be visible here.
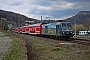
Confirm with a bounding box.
[65,11,90,24]
[0,10,40,25]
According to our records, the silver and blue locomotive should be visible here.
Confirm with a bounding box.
[41,22,73,39]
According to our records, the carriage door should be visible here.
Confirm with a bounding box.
[56,25,61,36]
[45,26,48,34]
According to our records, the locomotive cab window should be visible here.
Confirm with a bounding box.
[62,23,72,31]
[62,24,66,30]
[67,23,72,30]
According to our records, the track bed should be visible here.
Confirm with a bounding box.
[13,33,90,60]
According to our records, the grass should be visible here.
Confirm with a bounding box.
[5,36,27,60]
[5,33,10,36]
[1,29,90,60]
[29,37,90,60]
[0,30,27,60]
[74,35,90,40]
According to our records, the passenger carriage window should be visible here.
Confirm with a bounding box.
[36,28,40,31]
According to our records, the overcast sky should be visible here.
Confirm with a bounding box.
[0,0,90,20]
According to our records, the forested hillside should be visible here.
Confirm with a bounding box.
[0,10,40,24]
[65,11,90,24]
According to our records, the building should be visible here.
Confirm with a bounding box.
[79,31,90,35]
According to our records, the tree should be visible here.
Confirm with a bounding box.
[72,24,86,32]
[83,18,90,31]
[0,18,8,30]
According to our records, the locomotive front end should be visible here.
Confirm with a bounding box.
[61,22,73,38]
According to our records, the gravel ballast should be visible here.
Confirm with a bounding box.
[0,32,12,60]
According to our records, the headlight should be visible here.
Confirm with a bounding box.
[63,32,65,33]
[71,32,72,33]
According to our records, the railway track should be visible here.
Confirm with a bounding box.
[13,32,90,46]
[11,32,90,60]
[70,38,90,46]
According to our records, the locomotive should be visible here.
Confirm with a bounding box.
[15,21,73,39]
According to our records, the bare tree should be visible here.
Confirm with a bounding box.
[83,18,90,31]
[72,24,86,32]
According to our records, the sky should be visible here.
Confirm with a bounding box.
[0,0,90,20]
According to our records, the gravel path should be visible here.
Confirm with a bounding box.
[0,32,13,60]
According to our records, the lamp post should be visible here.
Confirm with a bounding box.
[74,21,76,36]
[46,17,50,20]
[45,17,50,23]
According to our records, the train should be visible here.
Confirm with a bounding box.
[14,21,74,39]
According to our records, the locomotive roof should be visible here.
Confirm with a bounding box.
[29,23,42,27]
[42,22,71,26]
[20,22,71,27]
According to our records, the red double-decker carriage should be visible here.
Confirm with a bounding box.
[14,23,42,35]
